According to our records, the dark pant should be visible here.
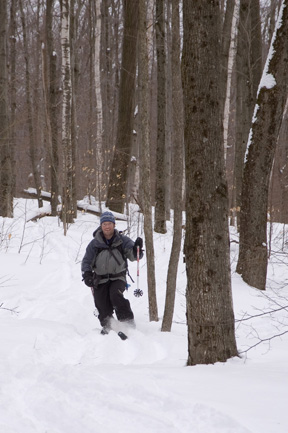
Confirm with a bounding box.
[92,279,134,327]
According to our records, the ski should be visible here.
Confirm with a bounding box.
[100,327,128,340]
[117,331,128,340]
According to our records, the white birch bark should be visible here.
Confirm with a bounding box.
[223,0,240,160]
[61,0,73,231]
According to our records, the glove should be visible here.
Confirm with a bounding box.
[134,237,143,249]
[83,271,94,288]
[133,237,143,257]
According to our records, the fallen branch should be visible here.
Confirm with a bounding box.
[22,189,127,221]
[22,189,102,217]
[0,303,19,314]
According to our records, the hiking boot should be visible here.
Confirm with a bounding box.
[100,327,110,335]
[125,319,136,329]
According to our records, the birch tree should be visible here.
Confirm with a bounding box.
[60,0,74,231]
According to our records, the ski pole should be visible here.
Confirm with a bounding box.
[137,245,140,287]
[134,245,143,297]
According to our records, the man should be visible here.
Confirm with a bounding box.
[82,211,143,335]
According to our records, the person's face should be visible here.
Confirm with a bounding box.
[101,221,115,239]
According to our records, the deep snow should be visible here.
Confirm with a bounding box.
[0,198,287,433]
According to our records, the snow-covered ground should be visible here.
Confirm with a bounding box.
[1,199,287,433]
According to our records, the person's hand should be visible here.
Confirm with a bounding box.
[83,271,94,287]
[133,237,143,257]
[134,237,143,249]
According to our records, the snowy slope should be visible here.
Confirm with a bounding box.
[0,199,287,433]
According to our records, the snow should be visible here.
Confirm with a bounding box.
[1,199,288,433]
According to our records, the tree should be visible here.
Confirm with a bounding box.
[236,1,288,290]
[94,0,103,207]
[220,0,236,122]
[106,0,139,214]
[161,0,183,332]
[9,0,17,201]
[234,0,262,228]
[44,0,59,216]
[19,0,44,208]
[138,0,158,322]
[154,0,167,234]
[182,0,238,365]
[60,0,75,231]
[0,0,13,217]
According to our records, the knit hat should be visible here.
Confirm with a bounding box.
[100,211,115,225]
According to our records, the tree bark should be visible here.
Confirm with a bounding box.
[45,0,59,216]
[234,0,262,229]
[236,0,288,290]
[106,0,139,213]
[9,0,17,200]
[161,0,183,332]
[182,0,238,365]
[154,0,167,234]
[19,0,43,208]
[61,0,74,231]
[70,0,80,218]
[94,0,103,207]
[138,0,158,322]
[0,0,13,217]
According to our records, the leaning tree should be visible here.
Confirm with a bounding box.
[236,0,288,290]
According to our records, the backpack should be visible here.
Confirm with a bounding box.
[90,235,134,284]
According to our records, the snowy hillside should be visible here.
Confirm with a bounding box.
[0,199,287,433]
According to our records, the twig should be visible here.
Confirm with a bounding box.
[239,330,288,354]
[0,303,19,314]
[235,305,288,322]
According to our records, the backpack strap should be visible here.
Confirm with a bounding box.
[90,237,135,284]
[109,242,135,283]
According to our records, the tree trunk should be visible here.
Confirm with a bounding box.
[236,0,288,290]
[138,0,158,322]
[234,0,262,229]
[222,0,239,160]
[61,0,74,231]
[182,0,238,365]
[45,0,59,216]
[70,0,79,218]
[0,0,13,217]
[220,0,235,121]
[154,0,167,234]
[19,0,43,208]
[106,0,139,213]
[94,0,103,207]
[9,0,17,200]
[161,0,183,332]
